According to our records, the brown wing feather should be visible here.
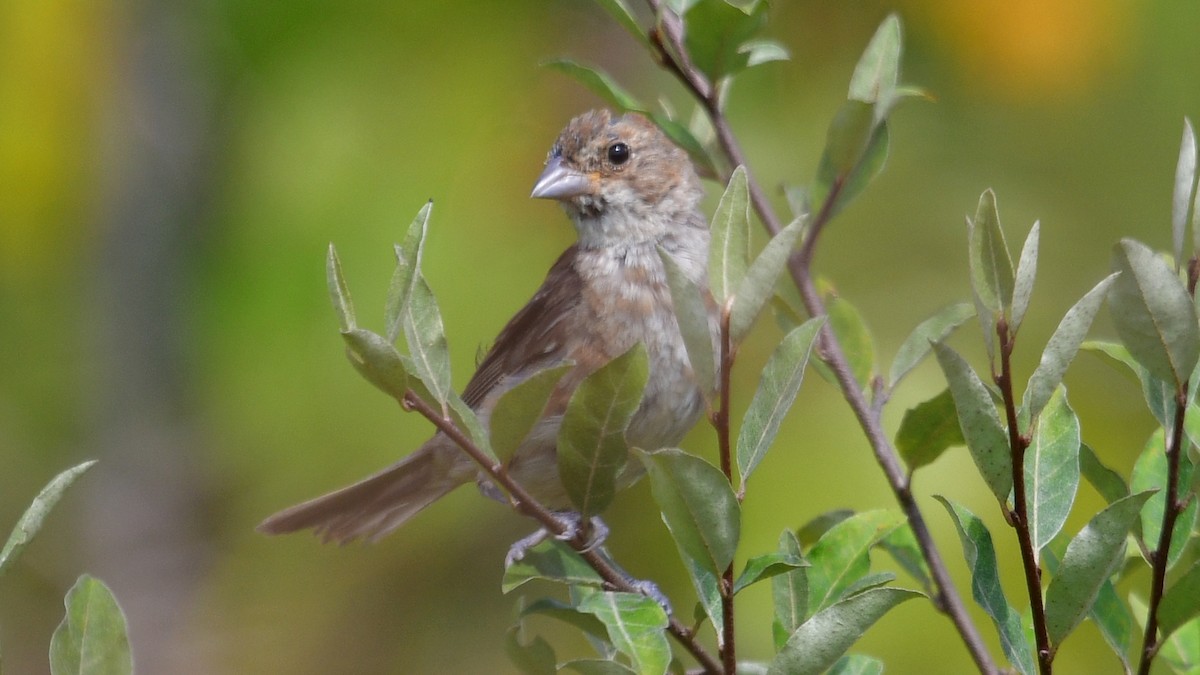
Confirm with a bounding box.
[461,245,582,407]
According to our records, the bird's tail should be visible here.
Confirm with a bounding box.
[258,442,469,544]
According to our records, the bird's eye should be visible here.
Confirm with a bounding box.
[607,142,631,166]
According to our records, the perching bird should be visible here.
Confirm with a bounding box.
[259,109,716,544]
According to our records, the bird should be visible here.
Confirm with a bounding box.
[258,109,716,545]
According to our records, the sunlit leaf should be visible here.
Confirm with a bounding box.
[559,345,648,517]
[402,274,453,408]
[342,328,409,402]
[933,343,1014,503]
[491,364,573,461]
[710,165,751,303]
[1108,239,1200,386]
[326,243,356,332]
[967,190,1014,316]
[1010,221,1040,335]
[734,552,807,595]
[638,448,740,576]
[739,38,790,68]
[1173,118,1197,270]
[684,555,722,636]
[1044,491,1154,645]
[824,295,874,389]
[729,219,804,342]
[385,201,430,343]
[767,588,921,675]
[49,575,132,675]
[806,510,904,614]
[736,318,823,485]
[577,592,670,675]
[1024,387,1081,557]
[658,247,715,399]
[895,388,963,471]
[0,461,96,578]
[848,14,900,111]
[1023,274,1117,419]
[889,302,975,388]
[936,496,1035,675]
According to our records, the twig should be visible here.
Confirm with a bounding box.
[711,308,737,674]
[401,391,724,675]
[644,2,998,672]
[995,320,1053,673]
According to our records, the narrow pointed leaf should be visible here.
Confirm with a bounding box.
[797,509,855,546]
[772,530,808,647]
[1024,274,1118,418]
[638,448,740,576]
[502,540,604,593]
[1079,443,1129,505]
[767,588,921,675]
[559,345,649,517]
[326,243,355,332]
[506,624,557,675]
[577,592,670,675]
[829,654,884,675]
[682,0,768,81]
[933,343,1014,503]
[739,38,790,68]
[1010,221,1040,334]
[973,284,998,365]
[805,510,905,614]
[1129,594,1200,674]
[1174,118,1197,270]
[848,14,900,108]
[1131,430,1197,569]
[889,302,975,387]
[968,190,1015,314]
[385,201,431,342]
[401,273,452,407]
[1024,387,1081,556]
[0,461,96,578]
[812,102,887,220]
[737,318,823,484]
[824,295,875,388]
[49,575,132,675]
[1045,491,1155,645]
[1109,238,1200,386]
[685,555,723,636]
[734,552,807,594]
[342,328,410,402]
[1159,559,1200,640]
[730,220,804,342]
[521,598,608,639]
[936,496,1035,675]
[545,59,643,111]
[1044,550,1133,671]
[594,0,648,48]
[895,388,964,471]
[658,247,715,398]
[709,165,751,302]
[879,524,933,593]
[491,364,573,461]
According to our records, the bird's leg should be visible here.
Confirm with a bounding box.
[504,512,609,566]
[593,548,673,615]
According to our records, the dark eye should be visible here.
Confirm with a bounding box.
[607,142,630,165]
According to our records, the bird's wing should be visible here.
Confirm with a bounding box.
[461,244,583,408]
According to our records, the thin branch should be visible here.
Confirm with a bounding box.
[713,308,737,674]
[401,391,723,675]
[995,320,1052,674]
[643,2,998,672]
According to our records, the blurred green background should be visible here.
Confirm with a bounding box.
[2,1,1198,673]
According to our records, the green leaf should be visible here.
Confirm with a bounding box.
[682,0,768,82]
[0,461,96,578]
[1044,491,1155,645]
[739,38,790,68]
[326,243,356,332]
[895,388,964,471]
[577,592,670,675]
[490,364,572,461]
[1082,341,1175,428]
[638,448,740,576]
[1160,558,1200,640]
[772,530,808,648]
[658,247,715,399]
[936,496,1035,675]
[767,588,921,675]
[1024,387,1081,557]
[684,555,723,636]
[1023,274,1118,419]
[49,575,132,675]
[559,345,649,518]
[1109,239,1200,386]
[829,654,884,675]
[1010,221,1040,335]
[848,14,900,110]
[932,343,1014,503]
[506,623,557,675]
[562,660,638,675]
[824,295,874,389]
[1079,443,1129,505]
[709,165,751,303]
[594,0,648,48]
[1044,549,1133,671]
[812,101,887,221]
[967,189,1015,316]
[544,59,643,110]
[879,524,933,592]
[805,510,905,614]
[1130,593,1200,674]
[502,540,605,593]
[521,598,609,640]
[734,552,807,595]
[889,302,975,387]
[736,318,823,485]
[729,220,804,342]
[401,273,453,408]
[1173,118,1197,270]
[385,201,430,343]
[1131,429,1197,569]
[342,328,410,402]
[796,509,855,547]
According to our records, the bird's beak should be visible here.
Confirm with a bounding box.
[530,156,590,200]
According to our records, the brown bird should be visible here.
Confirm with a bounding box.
[259,109,715,544]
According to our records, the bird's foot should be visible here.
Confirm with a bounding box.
[504,513,608,566]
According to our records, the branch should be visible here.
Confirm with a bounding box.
[643,3,998,672]
[401,391,724,675]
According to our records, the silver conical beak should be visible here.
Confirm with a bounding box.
[530,156,590,199]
